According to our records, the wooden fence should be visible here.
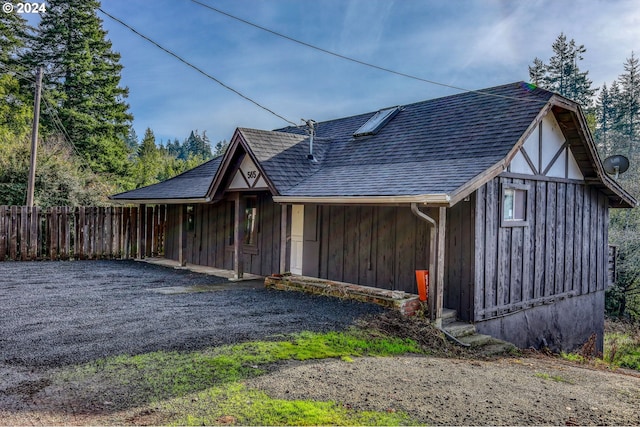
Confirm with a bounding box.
[0,205,166,261]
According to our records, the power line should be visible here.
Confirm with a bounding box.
[189,0,547,105]
[96,7,299,127]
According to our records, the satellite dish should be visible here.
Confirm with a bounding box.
[603,155,630,179]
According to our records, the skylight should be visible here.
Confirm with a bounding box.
[353,106,401,137]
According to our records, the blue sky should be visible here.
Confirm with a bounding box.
[29,0,640,145]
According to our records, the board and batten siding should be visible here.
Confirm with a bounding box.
[164,193,283,276]
[473,175,609,321]
[305,205,431,293]
[445,195,476,321]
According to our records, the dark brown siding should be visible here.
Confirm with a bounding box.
[163,193,282,276]
[310,205,430,293]
[445,194,475,321]
[474,176,609,321]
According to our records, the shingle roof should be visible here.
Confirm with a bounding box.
[110,156,222,201]
[110,82,561,202]
[273,82,554,197]
[237,128,330,192]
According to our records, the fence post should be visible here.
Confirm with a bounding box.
[9,206,18,260]
[0,206,6,260]
[29,206,38,260]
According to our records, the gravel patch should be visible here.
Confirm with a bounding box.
[0,260,382,368]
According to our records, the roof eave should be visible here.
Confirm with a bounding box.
[109,196,212,205]
[271,194,451,206]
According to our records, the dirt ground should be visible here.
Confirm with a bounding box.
[1,261,639,426]
[248,355,640,426]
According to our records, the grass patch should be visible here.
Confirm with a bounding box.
[605,331,640,370]
[534,372,573,384]
[167,383,416,426]
[52,328,423,423]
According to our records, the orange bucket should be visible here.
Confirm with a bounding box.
[415,270,429,302]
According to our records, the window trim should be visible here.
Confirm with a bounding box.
[500,183,529,227]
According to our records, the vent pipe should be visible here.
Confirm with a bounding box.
[303,119,317,161]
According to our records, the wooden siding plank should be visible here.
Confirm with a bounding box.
[376,206,395,290]
[544,182,556,296]
[395,208,415,293]
[581,186,591,295]
[564,184,575,291]
[510,223,524,305]
[596,192,606,291]
[523,184,535,301]
[497,222,512,307]
[359,206,376,286]
[534,181,546,299]
[573,185,584,294]
[206,205,215,267]
[328,205,345,282]
[343,206,359,284]
[589,188,598,293]
[484,179,498,311]
[474,184,486,318]
[554,183,566,294]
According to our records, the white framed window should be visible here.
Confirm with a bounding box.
[501,184,529,227]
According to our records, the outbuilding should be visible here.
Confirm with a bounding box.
[112,82,636,351]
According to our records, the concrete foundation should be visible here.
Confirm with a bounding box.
[474,290,605,353]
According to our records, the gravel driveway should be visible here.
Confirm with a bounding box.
[0,260,382,368]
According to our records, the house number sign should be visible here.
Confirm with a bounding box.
[228,155,268,190]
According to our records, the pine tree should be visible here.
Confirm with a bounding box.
[528,58,546,86]
[132,127,161,188]
[529,33,596,109]
[0,1,32,137]
[23,0,133,176]
[616,52,640,159]
[595,84,612,156]
[0,0,30,65]
[183,130,212,160]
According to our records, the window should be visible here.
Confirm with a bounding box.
[244,197,258,246]
[501,184,528,227]
[353,106,401,137]
[186,205,195,231]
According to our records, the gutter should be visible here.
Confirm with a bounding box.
[109,197,212,205]
[273,194,451,206]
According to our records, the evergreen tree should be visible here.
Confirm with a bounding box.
[124,126,139,152]
[528,57,546,86]
[595,83,616,157]
[183,130,212,160]
[0,1,32,137]
[22,0,133,176]
[529,33,596,109]
[0,0,30,67]
[132,127,161,188]
[616,52,640,159]
[213,139,228,157]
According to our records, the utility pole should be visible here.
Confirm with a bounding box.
[26,66,43,208]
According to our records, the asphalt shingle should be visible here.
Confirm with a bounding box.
[111,82,555,201]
